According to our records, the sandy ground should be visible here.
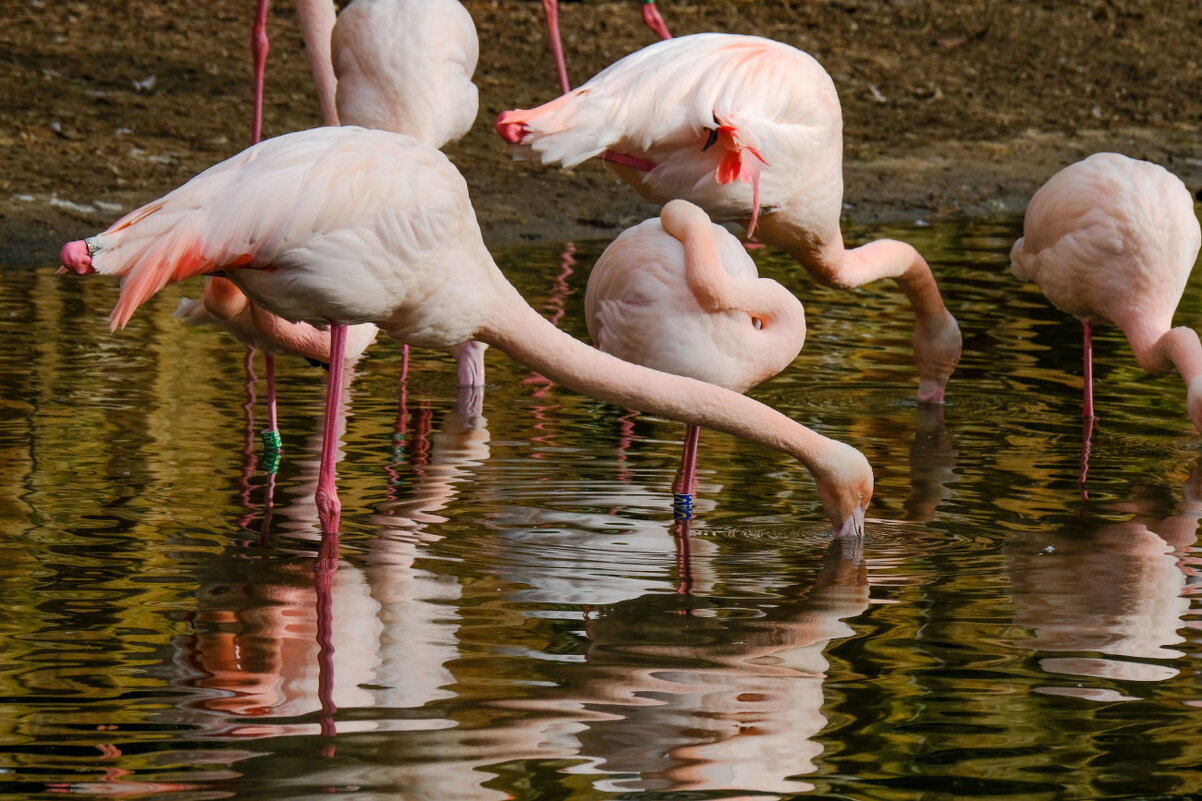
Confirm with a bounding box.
[1,0,1199,262]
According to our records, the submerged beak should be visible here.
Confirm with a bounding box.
[832,505,866,539]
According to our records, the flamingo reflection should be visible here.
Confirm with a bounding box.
[1005,462,1202,696]
[176,384,487,741]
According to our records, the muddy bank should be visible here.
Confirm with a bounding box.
[2,0,1199,261]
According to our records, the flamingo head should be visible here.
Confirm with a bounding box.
[495,110,528,145]
[58,239,96,275]
[815,441,874,539]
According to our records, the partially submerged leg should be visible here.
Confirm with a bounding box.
[261,352,283,453]
[1082,319,1095,419]
[672,423,701,516]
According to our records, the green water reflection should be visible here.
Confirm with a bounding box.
[1,215,1200,799]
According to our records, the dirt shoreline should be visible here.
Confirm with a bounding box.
[2,1,1199,262]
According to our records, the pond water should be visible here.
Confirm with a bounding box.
[2,216,1201,800]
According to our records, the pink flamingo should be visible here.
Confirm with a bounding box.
[540,0,671,94]
[495,33,962,403]
[58,127,873,537]
[1010,153,1202,430]
[585,199,806,517]
[237,0,481,431]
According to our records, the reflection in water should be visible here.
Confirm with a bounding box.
[178,385,488,741]
[1006,462,1202,696]
[551,536,868,797]
[6,217,1202,799]
[904,404,958,522]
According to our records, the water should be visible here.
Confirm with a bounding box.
[2,216,1201,800]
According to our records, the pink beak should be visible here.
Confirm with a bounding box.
[832,505,866,539]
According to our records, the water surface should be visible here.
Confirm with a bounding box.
[2,216,1201,800]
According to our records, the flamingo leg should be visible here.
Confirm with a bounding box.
[261,352,283,453]
[641,1,673,40]
[1079,414,1094,498]
[672,423,701,517]
[1082,319,1095,419]
[315,322,347,534]
[540,0,571,94]
[250,0,271,144]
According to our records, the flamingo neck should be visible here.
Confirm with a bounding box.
[296,0,340,126]
[600,150,658,173]
[1127,324,1202,430]
[478,282,853,505]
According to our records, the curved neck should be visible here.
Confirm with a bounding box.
[478,282,843,478]
[1129,325,1202,430]
[664,202,806,347]
[296,0,340,125]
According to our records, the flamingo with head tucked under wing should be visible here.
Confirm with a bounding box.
[495,33,962,404]
[1010,152,1202,431]
[586,199,806,516]
[58,127,873,537]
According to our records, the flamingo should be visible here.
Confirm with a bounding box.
[495,33,962,403]
[540,0,671,94]
[58,127,873,537]
[1010,153,1202,431]
[235,0,481,422]
[585,199,806,516]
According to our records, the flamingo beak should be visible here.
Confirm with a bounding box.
[832,505,866,539]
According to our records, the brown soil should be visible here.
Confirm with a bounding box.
[2,0,1199,260]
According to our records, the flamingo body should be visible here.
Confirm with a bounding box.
[332,0,479,148]
[1011,152,1202,428]
[498,33,961,403]
[501,34,841,229]
[60,127,873,535]
[586,200,805,393]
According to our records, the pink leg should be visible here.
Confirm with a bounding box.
[1082,319,1095,419]
[641,1,673,40]
[261,352,282,452]
[315,323,347,534]
[1079,414,1094,499]
[540,0,571,94]
[672,423,701,517]
[251,0,271,145]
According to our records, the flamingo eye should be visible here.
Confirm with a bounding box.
[751,317,763,330]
